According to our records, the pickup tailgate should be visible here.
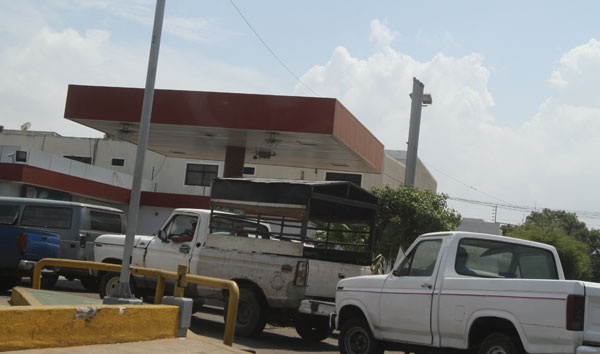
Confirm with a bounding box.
[305,259,372,299]
[583,281,600,345]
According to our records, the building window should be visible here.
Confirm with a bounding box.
[243,166,255,175]
[325,172,362,186]
[185,164,218,187]
[111,158,125,166]
[64,155,92,164]
[15,151,28,162]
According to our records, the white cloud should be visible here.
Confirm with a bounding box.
[0,24,147,136]
[297,20,600,226]
[369,19,397,49]
[549,39,600,107]
[0,3,278,136]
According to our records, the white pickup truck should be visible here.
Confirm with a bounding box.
[333,231,600,354]
[94,178,378,341]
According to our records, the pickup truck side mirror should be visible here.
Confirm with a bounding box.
[157,230,170,243]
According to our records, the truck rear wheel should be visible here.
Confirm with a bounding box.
[294,313,333,342]
[477,332,523,354]
[225,287,266,337]
[99,272,136,299]
[339,317,383,354]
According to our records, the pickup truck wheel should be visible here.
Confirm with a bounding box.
[0,276,21,291]
[478,332,523,354]
[225,287,266,337]
[80,277,100,292]
[99,272,136,298]
[339,317,383,354]
[294,314,333,342]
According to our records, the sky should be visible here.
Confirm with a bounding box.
[1,1,599,228]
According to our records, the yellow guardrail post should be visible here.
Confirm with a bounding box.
[223,280,240,346]
[174,264,187,298]
[31,258,239,347]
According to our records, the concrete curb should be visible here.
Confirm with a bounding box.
[1,287,180,351]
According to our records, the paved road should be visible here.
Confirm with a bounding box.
[1,278,407,354]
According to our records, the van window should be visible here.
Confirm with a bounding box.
[90,210,123,233]
[0,204,20,225]
[21,206,73,229]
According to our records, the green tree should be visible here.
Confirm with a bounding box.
[524,209,589,243]
[371,185,462,261]
[506,224,591,280]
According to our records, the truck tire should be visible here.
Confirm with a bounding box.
[477,332,523,354]
[294,313,333,342]
[80,277,100,292]
[99,272,136,299]
[225,287,267,337]
[40,274,59,289]
[0,276,21,292]
[339,317,383,354]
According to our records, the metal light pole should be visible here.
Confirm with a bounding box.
[404,77,432,187]
[108,0,166,302]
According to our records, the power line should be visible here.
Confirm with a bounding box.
[229,0,321,96]
[428,164,600,225]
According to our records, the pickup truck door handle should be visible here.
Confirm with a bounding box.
[421,282,432,289]
[179,244,191,254]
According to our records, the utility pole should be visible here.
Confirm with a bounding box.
[404,77,431,187]
[105,0,165,303]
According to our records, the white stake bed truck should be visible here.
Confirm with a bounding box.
[93,178,378,341]
[333,231,600,354]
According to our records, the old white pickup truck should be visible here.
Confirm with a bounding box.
[333,231,600,354]
[94,178,377,341]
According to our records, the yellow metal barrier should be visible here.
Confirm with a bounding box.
[32,258,240,346]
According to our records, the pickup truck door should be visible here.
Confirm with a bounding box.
[379,238,443,345]
[143,214,199,272]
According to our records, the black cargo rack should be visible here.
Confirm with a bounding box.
[209,178,379,265]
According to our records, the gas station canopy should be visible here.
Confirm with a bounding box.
[64,85,384,173]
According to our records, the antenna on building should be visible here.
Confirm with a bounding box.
[21,122,31,131]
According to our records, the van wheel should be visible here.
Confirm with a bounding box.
[40,274,59,289]
[339,317,383,354]
[294,313,333,342]
[477,332,523,354]
[99,272,136,298]
[224,287,266,337]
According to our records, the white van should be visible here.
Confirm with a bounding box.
[0,197,126,290]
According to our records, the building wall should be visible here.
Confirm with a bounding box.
[1,129,438,200]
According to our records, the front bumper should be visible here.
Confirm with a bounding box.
[577,345,600,353]
[297,299,336,317]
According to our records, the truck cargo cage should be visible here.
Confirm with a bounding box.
[209,178,379,265]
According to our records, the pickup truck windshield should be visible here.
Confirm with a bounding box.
[457,238,559,279]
